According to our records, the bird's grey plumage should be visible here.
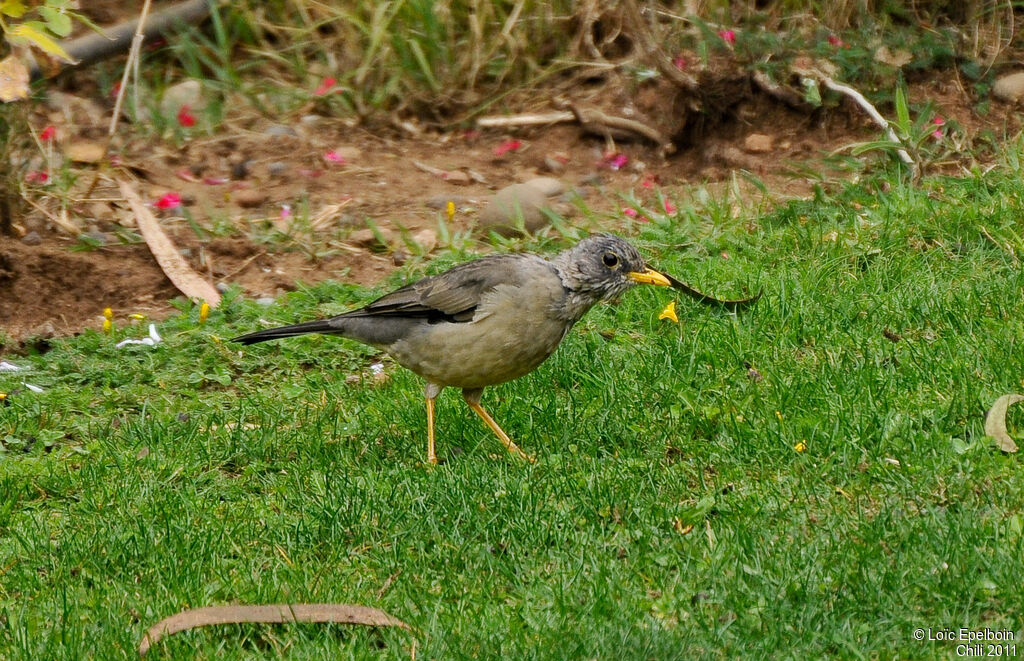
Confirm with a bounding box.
[233,235,657,389]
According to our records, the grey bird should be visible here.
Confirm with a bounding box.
[233,234,672,464]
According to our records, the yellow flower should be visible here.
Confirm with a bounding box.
[103,307,113,321]
[446,200,456,222]
[128,313,146,321]
[658,301,678,323]
[103,319,112,334]
[794,441,807,453]
[199,301,210,324]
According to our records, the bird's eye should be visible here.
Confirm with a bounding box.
[602,252,619,268]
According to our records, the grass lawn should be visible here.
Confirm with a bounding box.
[2,170,1023,659]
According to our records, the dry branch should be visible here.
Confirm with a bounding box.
[28,0,213,80]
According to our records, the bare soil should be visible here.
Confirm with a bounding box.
[1,44,1019,349]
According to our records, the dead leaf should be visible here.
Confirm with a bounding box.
[874,46,912,68]
[138,603,410,656]
[984,394,1024,453]
[0,54,29,102]
[118,180,221,307]
[66,140,106,164]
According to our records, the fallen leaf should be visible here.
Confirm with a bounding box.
[0,55,30,102]
[119,181,220,308]
[984,394,1024,453]
[138,603,410,656]
[66,140,106,164]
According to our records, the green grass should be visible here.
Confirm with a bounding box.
[3,169,1024,659]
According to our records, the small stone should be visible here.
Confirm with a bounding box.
[231,160,251,180]
[392,248,409,266]
[442,170,471,185]
[349,227,395,251]
[542,155,566,174]
[993,72,1024,103]
[20,231,42,246]
[743,133,774,153]
[267,162,288,177]
[256,297,276,306]
[263,124,298,137]
[425,195,468,210]
[66,140,106,163]
[412,228,437,254]
[160,80,204,119]
[80,231,109,246]
[477,183,551,236]
[522,176,565,197]
[233,189,267,208]
[216,282,230,294]
[331,146,363,161]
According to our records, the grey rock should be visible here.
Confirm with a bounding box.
[477,183,551,236]
[522,176,565,197]
[264,124,298,137]
[21,231,42,246]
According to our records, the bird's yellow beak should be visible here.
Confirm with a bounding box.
[627,268,672,287]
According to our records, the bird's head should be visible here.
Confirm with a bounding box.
[553,234,671,318]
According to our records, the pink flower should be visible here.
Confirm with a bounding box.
[176,168,201,183]
[663,199,677,214]
[932,116,945,126]
[641,174,658,188]
[110,82,121,98]
[827,35,845,48]
[493,139,523,156]
[280,204,292,220]
[623,207,648,222]
[719,29,736,44]
[673,55,687,70]
[600,152,628,171]
[155,193,182,210]
[313,76,337,96]
[323,150,346,164]
[40,125,56,142]
[25,170,49,184]
[177,105,196,127]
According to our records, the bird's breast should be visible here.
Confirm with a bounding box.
[386,277,570,389]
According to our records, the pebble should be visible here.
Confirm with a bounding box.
[267,162,288,177]
[233,189,267,208]
[523,176,565,197]
[21,231,42,246]
[993,72,1024,103]
[743,133,774,153]
[264,124,298,137]
[412,228,438,254]
[256,297,276,306]
[426,194,469,209]
[160,80,204,118]
[349,227,395,251]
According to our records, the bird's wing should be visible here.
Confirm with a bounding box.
[345,254,546,323]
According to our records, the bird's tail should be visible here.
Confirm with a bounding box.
[232,319,338,345]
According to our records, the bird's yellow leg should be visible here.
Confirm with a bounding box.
[425,383,442,465]
[463,389,535,463]
[426,396,437,464]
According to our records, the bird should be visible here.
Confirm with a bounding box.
[233,234,673,464]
